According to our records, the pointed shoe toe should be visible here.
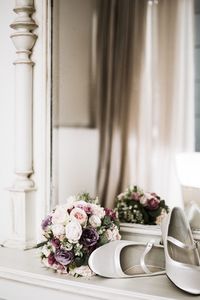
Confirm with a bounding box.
[88,240,165,278]
[161,206,200,295]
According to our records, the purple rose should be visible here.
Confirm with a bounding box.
[41,215,52,230]
[104,208,117,220]
[83,205,93,215]
[54,249,74,265]
[147,197,160,210]
[76,203,92,215]
[80,228,99,247]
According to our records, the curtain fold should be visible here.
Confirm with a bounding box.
[96,0,195,208]
[127,0,195,207]
[96,0,147,207]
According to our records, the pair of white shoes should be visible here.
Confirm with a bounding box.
[88,207,200,295]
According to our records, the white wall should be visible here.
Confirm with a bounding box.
[53,128,99,205]
[0,0,15,243]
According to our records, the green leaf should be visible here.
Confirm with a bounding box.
[140,206,149,224]
[74,256,86,267]
[148,207,161,218]
[102,215,112,227]
[98,232,109,246]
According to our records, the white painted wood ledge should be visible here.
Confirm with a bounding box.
[0,247,199,300]
[120,223,200,244]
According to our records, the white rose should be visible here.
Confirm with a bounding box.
[106,226,121,241]
[105,229,113,240]
[64,195,77,210]
[91,204,105,218]
[117,193,125,200]
[52,207,69,225]
[69,265,95,277]
[112,226,121,240]
[51,224,65,236]
[146,192,154,199]
[89,215,101,227]
[156,209,167,225]
[65,220,82,243]
[70,207,88,225]
[73,200,87,208]
[41,245,51,257]
[139,193,149,206]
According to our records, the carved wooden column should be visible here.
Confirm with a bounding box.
[5,0,37,249]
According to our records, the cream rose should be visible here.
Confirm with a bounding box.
[89,215,101,227]
[69,265,95,277]
[117,192,125,200]
[52,207,69,225]
[106,226,121,241]
[139,193,151,206]
[74,200,87,207]
[41,245,51,257]
[70,207,88,225]
[51,224,65,236]
[65,220,82,243]
[91,204,105,218]
[156,208,167,225]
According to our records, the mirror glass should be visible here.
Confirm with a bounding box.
[51,0,200,209]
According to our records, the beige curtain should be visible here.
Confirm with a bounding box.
[95,0,147,207]
[127,0,194,208]
[96,0,195,208]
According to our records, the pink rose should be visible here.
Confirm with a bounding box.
[131,192,140,201]
[147,197,160,210]
[70,207,88,224]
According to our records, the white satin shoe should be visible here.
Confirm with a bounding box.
[187,203,200,230]
[88,240,165,278]
[161,206,200,295]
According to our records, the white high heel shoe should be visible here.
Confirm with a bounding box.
[161,206,200,295]
[88,240,165,278]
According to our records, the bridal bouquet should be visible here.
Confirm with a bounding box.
[115,185,169,225]
[40,193,121,277]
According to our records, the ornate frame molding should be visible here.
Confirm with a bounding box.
[10,0,37,190]
[5,0,52,249]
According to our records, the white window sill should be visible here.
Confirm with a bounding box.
[0,247,199,300]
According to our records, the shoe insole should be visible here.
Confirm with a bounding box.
[168,208,200,266]
[120,245,165,275]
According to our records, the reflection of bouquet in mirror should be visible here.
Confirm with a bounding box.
[115,185,169,225]
[40,193,121,277]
